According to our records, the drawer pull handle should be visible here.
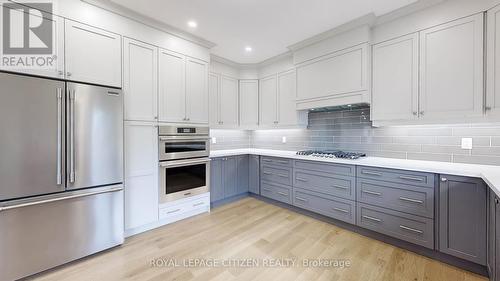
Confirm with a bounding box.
[262,159,272,162]
[277,160,289,164]
[399,175,424,182]
[295,197,308,202]
[362,171,382,176]
[399,197,424,204]
[332,185,349,190]
[262,188,272,192]
[333,207,349,214]
[277,174,289,178]
[399,225,423,234]
[362,215,382,223]
[296,177,308,182]
[263,172,272,175]
[167,209,181,214]
[362,190,382,196]
[277,192,288,196]
[193,202,205,207]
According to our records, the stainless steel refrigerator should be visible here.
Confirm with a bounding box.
[0,72,124,281]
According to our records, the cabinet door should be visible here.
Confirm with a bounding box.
[278,69,299,126]
[439,175,487,265]
[223,157,238,198]
[65,20,122,87]
[124,123,158,230]
[487,5,500,116]
[240,80,259,128]
[186,57,209,124]
[123,38,158,122]
[419,14,484,119]
[159,49,186,123]
[260,75,278,127]
[220,76,239,127]
[236,155,249,194]
[209,73,221,127]
[249,155,260,194]
[489,189,497,280]
[0,7,65,79]
[372,33,419,121]
[496,195,500,281]
[210,158,224,203]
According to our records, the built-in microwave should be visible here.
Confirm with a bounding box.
[158,125,210,161]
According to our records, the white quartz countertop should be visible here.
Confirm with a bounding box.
[210,148,500,197]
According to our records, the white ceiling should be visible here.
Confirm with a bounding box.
[110,0,418,64]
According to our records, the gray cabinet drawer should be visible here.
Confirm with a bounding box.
[261,165,292,186]
[294,169,355,200]
[261,156,292,167]
[294,160,355,177]
[357,178,434,218]
[293,188,355,224]
[261,182,292,204]
[357,203,434,249]
[357,166,435,188]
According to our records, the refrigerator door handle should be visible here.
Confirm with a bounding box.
[69,89,76,183]
[56,88,63,185]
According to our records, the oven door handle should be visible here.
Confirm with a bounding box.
[159,158,211,168]
[159,136,211,141]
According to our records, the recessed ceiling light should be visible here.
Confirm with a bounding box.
[245,46,253,52]
[187,20,197,28]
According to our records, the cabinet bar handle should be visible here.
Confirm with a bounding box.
[262,188,271,192]
[167,209,181,214]
[362,171,382,176]
[277,160,289,164]
[263,172,272,175]
[193,202,205,207]
[295,197,308,202]
[332,185,349,190]
[296,177,308,182]
[262,159,272,162]
[333,207,349,214]
[277,174,289,178]
[399,197,424,204]
[277,192,288,196]
[399,175,424,182]
[362,190,382,196]
[399,225,423,234]
[362,215,381,223]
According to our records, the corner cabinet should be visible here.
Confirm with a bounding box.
[209,73,239,128]
[240,80,259,129]
[159,50,208,124]
[438,175,487,265]
[487,5,500,117]
[210,156,249,204]
[123,38,158,122]
[372,33,419,121]
[64,19,122,88]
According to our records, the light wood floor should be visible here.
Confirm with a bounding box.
[29,197,487,281]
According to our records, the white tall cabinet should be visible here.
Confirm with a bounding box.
[65,19,122,88]
[186,58,209,124]
[123,38,158,122]
[124,122,158,232]
[259,75,278,126]
[239,80,259,128]
[487,5,500,116]
[278,70,301,126]
[209,73,239,128]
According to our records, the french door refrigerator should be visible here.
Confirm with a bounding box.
[0,72,124,281]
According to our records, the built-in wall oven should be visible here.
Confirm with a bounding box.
[158,125,210,203]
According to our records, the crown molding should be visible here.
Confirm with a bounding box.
[374,0,446,26]
[81,0,216,49]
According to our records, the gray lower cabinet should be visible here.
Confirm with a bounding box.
[294,169,355,201]
[496,194,500,281]
[293,188,355,224]
[357,203,434,249]
[249,155,260,194]
[261,182,292,204]
[489,189,497,280]
[210,156,249,204]
[439,175,487,265]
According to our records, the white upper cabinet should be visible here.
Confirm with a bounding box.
[185,57,209,124]
[158,49,186,123]
[419,13,484,119]
[209,73,220,127]
[123,38,158,122]
[219,76,239,127]
[487,5,500,116]
[372,33,419,121]
[259,75,278,127]
[296,44,369,109]
[278,70,301,126]
[124,122,158,231]
[65,19,122,88]
[239,80,259,128]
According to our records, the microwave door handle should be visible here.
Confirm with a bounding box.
[159,159,211,168]
[159,136,210,141]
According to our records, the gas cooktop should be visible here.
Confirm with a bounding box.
[296,150,366,160]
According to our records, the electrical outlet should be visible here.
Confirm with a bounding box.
[212,137,217,144]
[282,136,287,144]
[461,138,472,150]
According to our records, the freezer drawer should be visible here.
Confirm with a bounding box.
[0,186,124,281]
